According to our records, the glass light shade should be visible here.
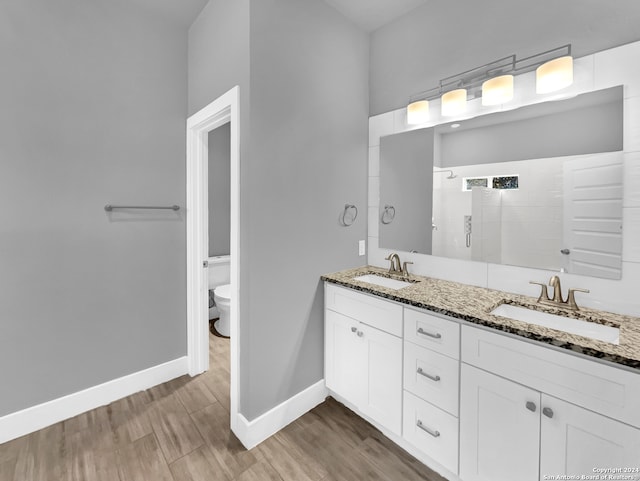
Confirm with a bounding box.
[482,75,514,106]
[406,100,430,124]
[441,89,467,117]
[536,56,573,94]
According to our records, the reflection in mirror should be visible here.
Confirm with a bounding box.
[379,86,624,280]
[379,128,434,253]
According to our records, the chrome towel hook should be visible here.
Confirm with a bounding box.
[341,204,358,226]
[381,204,396,225]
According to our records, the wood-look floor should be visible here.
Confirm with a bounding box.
[0,330,447,481]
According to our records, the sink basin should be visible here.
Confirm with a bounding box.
[353,274,414,290]
[490,303,620,345]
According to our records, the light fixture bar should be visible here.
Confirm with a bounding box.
[406,44,573,110]
[439,55,515,93]
[511,44,571,75]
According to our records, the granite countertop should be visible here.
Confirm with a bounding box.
[322,265,640,371]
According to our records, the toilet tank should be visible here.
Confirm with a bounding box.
[208,255,231,289]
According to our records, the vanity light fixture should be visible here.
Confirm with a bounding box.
[441,89,467,117]
[482,74,514,106]
[407,100,430,124]
[406,45,573,121]
[536,55,574,94]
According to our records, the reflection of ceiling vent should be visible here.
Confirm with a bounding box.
[463,177,489,191]
[462,175,519,191]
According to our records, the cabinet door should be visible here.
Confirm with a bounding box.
[325,310,366,407]
[540,395,640,479]
[460,364,540,481]
[360,323,403,435]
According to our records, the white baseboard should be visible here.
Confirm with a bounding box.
[233,379,328,449]
[0,356,188,444]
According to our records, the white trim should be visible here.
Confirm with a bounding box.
[0,357,188,444]
[186,87,242,442]
[233,380,328,449]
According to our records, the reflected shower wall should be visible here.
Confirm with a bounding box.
[434,156,565,270]
[435,152,622,276]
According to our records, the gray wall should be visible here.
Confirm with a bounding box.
[208,123,231,257]
[380,129,434,254]
[245,0,368,419]
[440,93,623,167]
[189,0,369,421]
[370,0,640,115]
[187,0,250,116]
[0,0,188,416]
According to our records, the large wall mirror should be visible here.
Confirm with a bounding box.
[379,86,624,280]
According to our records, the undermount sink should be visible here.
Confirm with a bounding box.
[353,274,414,290]
[490,303,620,345]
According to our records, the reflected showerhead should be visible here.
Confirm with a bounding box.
[434,169,457,179]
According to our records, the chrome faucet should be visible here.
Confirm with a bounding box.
[385,253,401,274]
[402,261,413,278]
[530,276,590,311]
[548,275,564,304]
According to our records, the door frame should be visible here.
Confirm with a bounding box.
[186,86,241,436]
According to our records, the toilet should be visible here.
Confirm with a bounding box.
[213,284,231,337]
[208,255,231,337]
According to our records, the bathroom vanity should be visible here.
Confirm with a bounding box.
[322,266,640,481]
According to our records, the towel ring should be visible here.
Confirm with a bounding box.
[341,204,358,226]
[381,204,396,225]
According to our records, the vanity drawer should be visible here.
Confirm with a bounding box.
[404,308,460,359]
[462,325,640,428]
[404,341,459,416]
[403,391,459,475]
[325,283,403,337]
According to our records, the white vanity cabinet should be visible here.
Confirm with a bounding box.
[540,395,640,476]
[324,280,640,481]
[402,308,461,475]
[324,284,403,435]
[460,325,640,481]
[460,364,540,481]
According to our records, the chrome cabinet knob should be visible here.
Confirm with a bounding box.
[526,401,537,412]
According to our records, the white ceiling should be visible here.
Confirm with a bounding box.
[123,0,423,32]
[323,0,428,32]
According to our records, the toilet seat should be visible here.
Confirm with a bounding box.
[214,284,231,301]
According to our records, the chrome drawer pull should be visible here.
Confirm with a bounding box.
[417,367,441,382]
[416,420,440,438]
[543,407,554,419]
[417,327,442,339]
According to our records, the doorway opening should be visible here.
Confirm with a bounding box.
[186,86,241,440]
